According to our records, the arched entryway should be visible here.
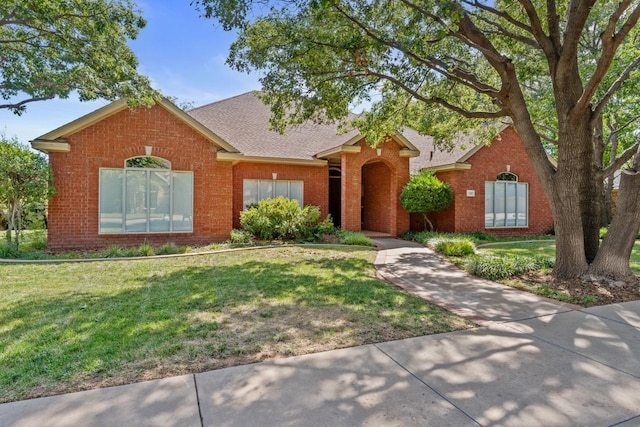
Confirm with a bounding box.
[361,160,392,234]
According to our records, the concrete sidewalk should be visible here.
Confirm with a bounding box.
[2,239,639,426]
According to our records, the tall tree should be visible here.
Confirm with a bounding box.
[0,136,54,250]
[1,0,156,114]
[194,0,640,281]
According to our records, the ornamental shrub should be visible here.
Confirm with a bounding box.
[240,197,333,241]
[433,238,475,256]
[400,171,453,231]
[465,255,554,281]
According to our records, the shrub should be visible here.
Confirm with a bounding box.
[240,197,332,241]
[157,242,180,255]
[465,255,553,281]
[433,238,475,257]
[28,230,48,250]
[102,245,124,258]
[337,230,375,246]
[0,241,18,258]
[229,229,253,245]
[138,242,155,256]
[314,215,335,238]
[400,171,453,231]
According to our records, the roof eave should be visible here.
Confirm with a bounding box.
[315,145,361,159]
[425,162,472,172]
[399,149,420,158]
[217,152,328,166]
[31,140,71,153]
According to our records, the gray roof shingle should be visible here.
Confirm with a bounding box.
[187,92,360,160]
[186,91,480,167]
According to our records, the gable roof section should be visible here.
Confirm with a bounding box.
[31,98,240,154]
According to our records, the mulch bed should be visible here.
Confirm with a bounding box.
[520,271,640,306]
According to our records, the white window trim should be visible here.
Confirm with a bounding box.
[98,167,194,234]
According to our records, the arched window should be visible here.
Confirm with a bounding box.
[99,156,193,234]
[496,172,518,181]
[125,156,171,169]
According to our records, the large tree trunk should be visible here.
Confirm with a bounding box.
[581,162,601,263]
[549,120,593,278]
[548,181,589,278]
[589,170,640,280]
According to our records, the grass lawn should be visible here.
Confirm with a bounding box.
[478,240,640,274]
[0,246,472,403]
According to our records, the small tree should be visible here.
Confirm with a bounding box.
[0,136,54,250]
[401,171,453,231]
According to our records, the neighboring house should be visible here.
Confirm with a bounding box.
[31,92,552,250]
[409,126,554,236]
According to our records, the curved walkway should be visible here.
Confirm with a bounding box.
[1,239,639,427]
[373,238,579,326]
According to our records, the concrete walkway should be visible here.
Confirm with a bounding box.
[1,239,639,426]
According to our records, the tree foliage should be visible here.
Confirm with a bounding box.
[400,171,452,231]
[0,136,54,249]
[0,0,157,114]
[194,0,640,281]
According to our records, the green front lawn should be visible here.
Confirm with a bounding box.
[0,246,472,403]
[478,240,640,274]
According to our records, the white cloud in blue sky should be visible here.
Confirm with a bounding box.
[0,0,260,143]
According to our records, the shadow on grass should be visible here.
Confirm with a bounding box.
[0,247,465,403]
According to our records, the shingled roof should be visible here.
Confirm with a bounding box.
[406,128,477,174]
[187,92,361,160]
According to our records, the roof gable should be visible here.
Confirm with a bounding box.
[31,98,240,154]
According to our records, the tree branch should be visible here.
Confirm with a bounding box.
[367,70,508,119]
[603,140,640,178]
[592,54,640,120]
[579,2,640,114]
[0,95,57,112]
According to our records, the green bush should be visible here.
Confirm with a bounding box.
[240,197,332,241]
[433,238,475,257]
[138,243,155,256]
[314,215,335,239]
[27,230,48,250]
[465,255,554,281]
[229,229,253,244]
[337,230,375,246]
[157,242,180,255]
[102,245,124,258]
[0,241,18,258]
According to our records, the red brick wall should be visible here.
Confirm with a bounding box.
[429,127,553,236]
[362,162,391,232]
[231,163,329,229]
[47,104,233,250]
[341,138,411,236]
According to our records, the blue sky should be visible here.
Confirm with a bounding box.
[0,1,261,144]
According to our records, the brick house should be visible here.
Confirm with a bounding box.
[31,92,552,250]
[408,126,554,236]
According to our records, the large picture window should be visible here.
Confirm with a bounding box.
[243,179,303,209]
[485,174,528,228]
[99,156,193,233]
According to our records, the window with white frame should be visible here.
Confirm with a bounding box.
[99,156,193,233]
[485,172,528,228]
[243,179,303,209]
